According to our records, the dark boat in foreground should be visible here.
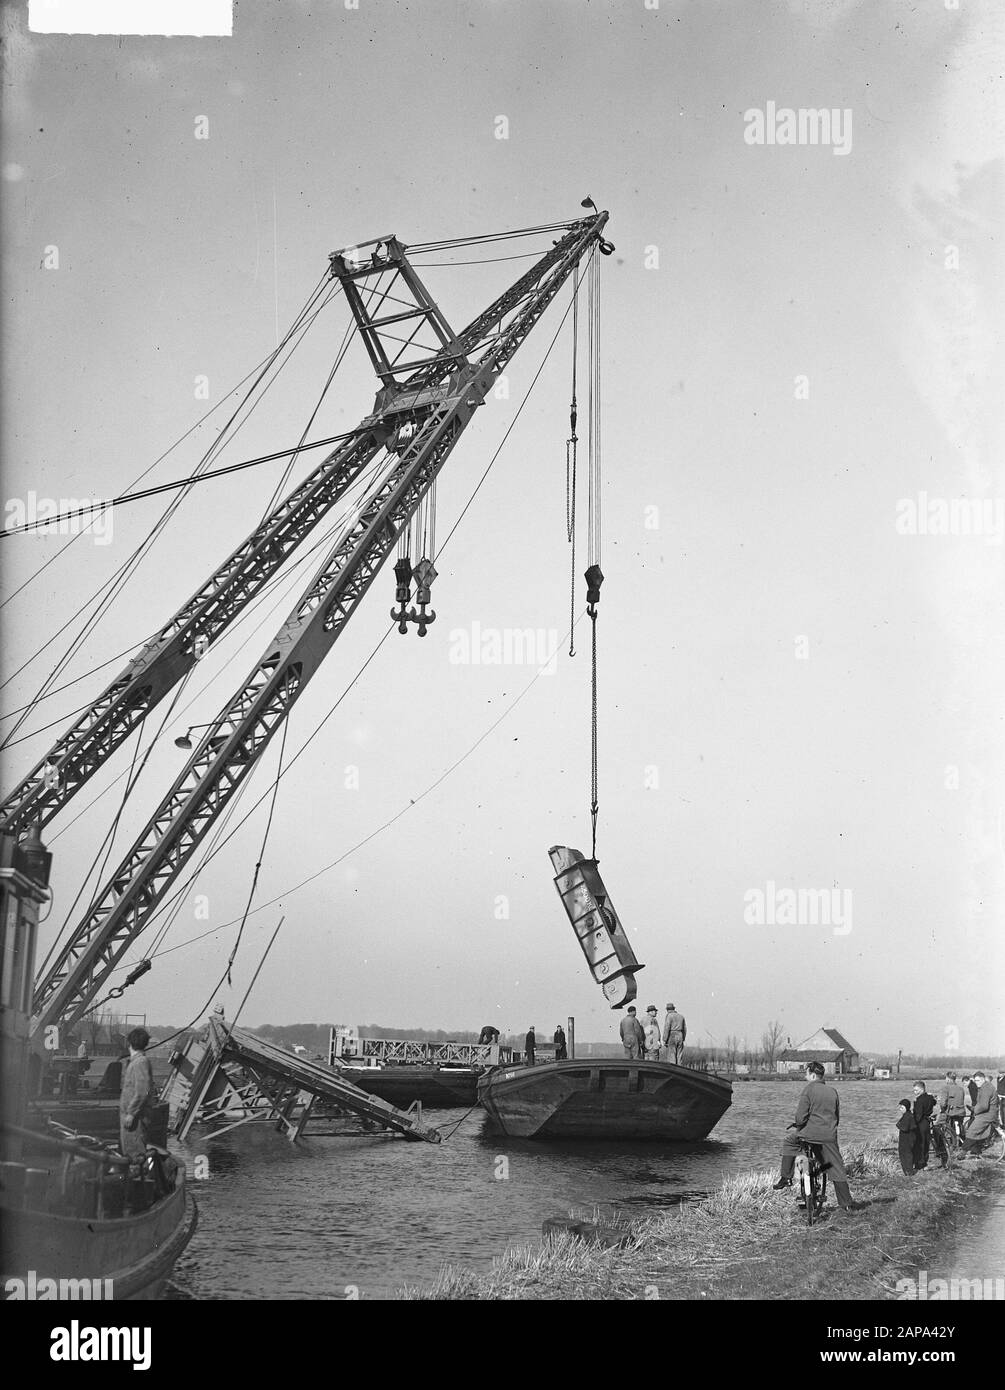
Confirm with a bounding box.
[478,1057,733,1140]
[2,1123,197,1301]
[1,829,197,1300]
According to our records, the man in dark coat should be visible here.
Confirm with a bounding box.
[912,1081,937,1170]
[962,1074,977,1119]
[524,1027,536,1067]
[553,1025,567,1060]
[619,1006,645,1060]
[773,1062,856,1213]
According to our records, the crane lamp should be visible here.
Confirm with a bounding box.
[16,823,52,889]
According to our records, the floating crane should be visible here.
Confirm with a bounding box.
[3,207,617,1137]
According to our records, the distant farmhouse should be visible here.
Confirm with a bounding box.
[776,1027,860,1076]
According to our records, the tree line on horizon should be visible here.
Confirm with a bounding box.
[147,1019,1003,1070]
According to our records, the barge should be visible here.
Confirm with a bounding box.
[478,1057,733,1140]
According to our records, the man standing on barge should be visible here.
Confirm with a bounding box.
[619,1006,645,1059]
[663,1003,686,1064]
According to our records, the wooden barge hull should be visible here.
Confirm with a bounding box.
[332,1065,480,1108]
[1,1171,197,1301]
[478,1058,732,1140]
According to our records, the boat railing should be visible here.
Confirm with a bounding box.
[0,1118,168,1221]
[340,1038,511,1067]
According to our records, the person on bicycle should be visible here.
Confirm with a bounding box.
[936,1071,966,1132]
[773,1061,856,1214]
[960,1071,998,1155]
[932,1071,966,1167]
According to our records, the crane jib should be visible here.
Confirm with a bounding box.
[24,210,611,1034]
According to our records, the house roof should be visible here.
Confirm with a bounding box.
[778,1048,845,1062]
[822,1028,857,1053]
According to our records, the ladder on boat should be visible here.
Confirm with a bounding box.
[162,1014,441,1144]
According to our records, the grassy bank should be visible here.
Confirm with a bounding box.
[399,1144,1004,1301]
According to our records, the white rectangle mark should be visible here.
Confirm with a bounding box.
[28,0,233,37]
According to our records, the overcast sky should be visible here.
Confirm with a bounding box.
[2,0,1002,1055]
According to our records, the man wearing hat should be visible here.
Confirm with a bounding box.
[619,1006,646,1060]
[663,1003,686,1065]
[932,1070,966,1166]
[643,1007,662,1061]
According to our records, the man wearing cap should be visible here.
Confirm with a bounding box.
[960,1071,998,1155]
[619,1006,645,1060]
[643,1007,662,1061]
[772,1061,856,1214]
[663,1004,686,1065]
[933,1071,966,1166]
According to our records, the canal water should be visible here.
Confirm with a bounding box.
[164,1078,975,1300]
[911,1189,1005,1298]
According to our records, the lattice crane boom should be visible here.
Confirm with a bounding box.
[29,210,610,1035]
[1,216,605,840]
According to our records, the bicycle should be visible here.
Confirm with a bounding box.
[960,1119,1005,1162]
[794,1138,828,1225]
[932,1115,964,1168]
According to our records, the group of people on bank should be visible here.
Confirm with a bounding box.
[618,1003,687,1064]
[771,1062,1004,1217]
[895,1070,1002,1173]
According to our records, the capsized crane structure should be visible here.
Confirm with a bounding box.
[3,207,615,1139]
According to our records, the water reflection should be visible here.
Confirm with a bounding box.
[166,1078,931,1299]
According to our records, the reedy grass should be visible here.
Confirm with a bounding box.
[398,1140,993,1301]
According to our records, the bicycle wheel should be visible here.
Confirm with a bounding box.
[946,1125,961,1165]
[803,1168,817,1226]
[936,1124,954,1167]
